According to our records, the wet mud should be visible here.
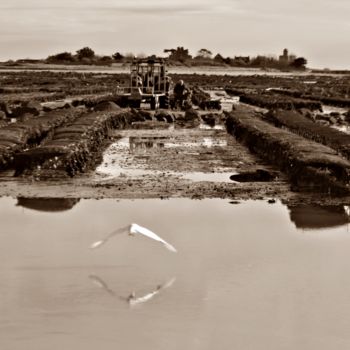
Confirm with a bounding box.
[0,70,349,204]
[0,118,290,201]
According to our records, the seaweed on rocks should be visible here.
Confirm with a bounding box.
[264,109,350,160]
[226,108,350,195]
[15,110,131,178]
[0,108,81,170]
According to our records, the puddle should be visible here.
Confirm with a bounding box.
[208,89,267,113]
[41,99,72,108]
[1,197,350,349]
[311,104,350,134]
[322,105,348,115]
[332,124,350,135]
[127,135,228,150]
[129,136,168,150]
[164,137,227,148]
[205,89,240,111]
[303,80,318,84]
[199,123,225,130]
[95,136,169,179]
[95,131,235,182]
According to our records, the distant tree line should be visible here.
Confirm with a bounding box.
[44,46,307,70]
[162,47,307,70]
[46,47,115,65]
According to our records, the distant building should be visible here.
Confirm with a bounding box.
[279,49,296,64]
[279,48,289,63]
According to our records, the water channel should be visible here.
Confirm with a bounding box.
[1,197,350,349]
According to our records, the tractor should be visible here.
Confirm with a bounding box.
[119,58,170,110]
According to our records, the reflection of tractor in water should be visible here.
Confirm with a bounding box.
[120,58,170,110]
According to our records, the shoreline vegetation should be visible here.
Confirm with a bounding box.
[2,46,348,74]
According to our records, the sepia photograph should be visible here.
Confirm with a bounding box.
[0,0,350,349]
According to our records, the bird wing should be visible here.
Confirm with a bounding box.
[130,223,177,252]
[89,225,130,249]
[160,277,176,290]
[128,277,176,306]
[129,290,160,306]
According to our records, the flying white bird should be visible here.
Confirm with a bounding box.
[90,223,177,252]
[89,274,176,306]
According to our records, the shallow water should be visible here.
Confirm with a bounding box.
[322,105,348,115]
[95,130,237,183]
[333,124,350,134]
[1,197,350,350]
[205,89,240,112]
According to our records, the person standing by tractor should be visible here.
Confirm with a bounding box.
[173,79,191,109]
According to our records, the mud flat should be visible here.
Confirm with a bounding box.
[0,117,292,202]
[226,107,350,195]
[0,104,348,204]
[0,71,350,204]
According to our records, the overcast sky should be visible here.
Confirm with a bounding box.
[0,0,349,68]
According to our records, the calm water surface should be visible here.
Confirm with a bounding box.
[1,197,350,350]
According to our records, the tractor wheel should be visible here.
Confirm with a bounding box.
[159,95,170,109]
[150,97,158,110]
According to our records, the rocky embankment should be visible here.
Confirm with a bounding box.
[226,108,350,195]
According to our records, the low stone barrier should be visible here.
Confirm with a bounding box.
[264,109,350,160]
[269,89,350,108]
[0,108,80,169]
[15,110,130,177]
[226,109,350,195]
[225,88,322,111]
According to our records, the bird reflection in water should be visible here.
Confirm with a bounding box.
[89,223,177,306]
[89,274,176,307]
